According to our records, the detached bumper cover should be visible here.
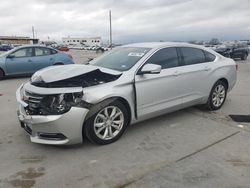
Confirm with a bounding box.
[16,85,89,145]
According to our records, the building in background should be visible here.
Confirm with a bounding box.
[62,37,102,47]
[0,36,39,45]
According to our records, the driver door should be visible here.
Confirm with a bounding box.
[135,47,185,120]
[5,47,34,75]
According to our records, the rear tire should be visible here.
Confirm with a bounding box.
[83,100,129,145]
[241,53,248,60]
[0,69,4,80]
[205,80,227,111]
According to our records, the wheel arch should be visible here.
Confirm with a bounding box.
[114,97,132,124]
[206,77,229,102]
[218,78,229,90]
[82,96,132,136]
[53,62,64,65]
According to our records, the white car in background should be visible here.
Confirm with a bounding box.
[16,42,237,145]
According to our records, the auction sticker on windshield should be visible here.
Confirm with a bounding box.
[128,52,145,57]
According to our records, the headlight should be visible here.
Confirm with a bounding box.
[40,92,83,115]
[31,73,43,83]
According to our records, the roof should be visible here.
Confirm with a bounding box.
[14,45,54,50]
[123,42,207,49]
[62,37,101,39]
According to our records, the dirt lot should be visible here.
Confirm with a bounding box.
[0,50,250,188]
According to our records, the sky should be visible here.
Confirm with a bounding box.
[0,0,249,44]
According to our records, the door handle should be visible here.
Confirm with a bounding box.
[203,67,211,71]
[28,59,32,63]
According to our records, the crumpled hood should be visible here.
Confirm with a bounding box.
[32,64,121,83]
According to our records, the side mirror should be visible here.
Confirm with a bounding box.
[138,64,162,75]
[8,54,15,58]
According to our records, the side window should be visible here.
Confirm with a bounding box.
[51,49,57,54]
[35,48,52,56]
[180,47,205,65]
[12,48,33,57]
[43,48,51,55]
[146,47,179,69]
[204,50,216,62]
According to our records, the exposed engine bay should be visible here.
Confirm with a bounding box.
[23,91,93,115]
[31,69,121,88]
[23,68,121,115]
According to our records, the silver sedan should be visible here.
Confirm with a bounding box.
[16,42,237,145]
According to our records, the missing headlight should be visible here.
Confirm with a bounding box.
[40,92,84,115]
[24,91,93,115]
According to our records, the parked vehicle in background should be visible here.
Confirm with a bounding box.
[96,47,109,53]
[16,42,237,145]
[0,45,74,79]
[0,44,12,51]
[215,44,249,60]
[40,41,58,47]
[56,46,69,52]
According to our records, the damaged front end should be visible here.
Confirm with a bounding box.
[22,90,92,115]
[31,69,121,88]
[21,67,121,115]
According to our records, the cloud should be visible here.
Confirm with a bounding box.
[0,0,249,43]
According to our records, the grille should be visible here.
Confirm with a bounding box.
[23,90,45,115]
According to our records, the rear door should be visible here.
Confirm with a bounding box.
[5,47,34,75]
[32,47,55,72]
[177,47,215,106]
[135,47,185,119]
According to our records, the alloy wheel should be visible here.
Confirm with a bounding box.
[212,84,226,107]
[94,106,124,140]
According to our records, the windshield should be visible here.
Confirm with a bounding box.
[0,48,16,57]
[91,47,151,71]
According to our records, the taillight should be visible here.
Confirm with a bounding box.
[68,54,73,60]
[235,64,238,70]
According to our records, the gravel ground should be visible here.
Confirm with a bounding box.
[0,51,250,188]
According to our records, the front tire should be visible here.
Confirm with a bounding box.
[206,80,227,110]
[241,53,248,60]
[84,100,129,145]
[0,69,4,80]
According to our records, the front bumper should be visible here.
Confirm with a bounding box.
[16,84,89,145]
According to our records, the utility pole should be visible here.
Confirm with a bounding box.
[109,10,112,49]
[32,26,35,39]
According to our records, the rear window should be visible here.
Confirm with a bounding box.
[180,47,206,65]
[204,50,216,62]
[35,47,52,56]
[51,49,57,54]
